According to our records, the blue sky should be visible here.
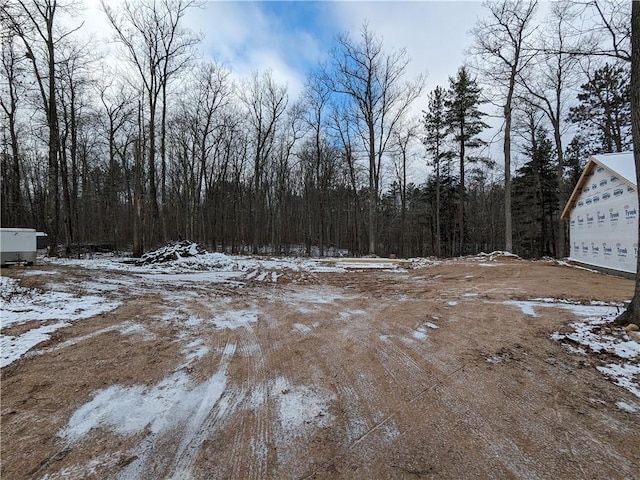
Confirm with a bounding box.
[180,1,488,98]
[84,1,488,99]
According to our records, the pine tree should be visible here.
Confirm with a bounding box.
[422,86,452,257]
[568,63,632,153]
[445,66,489,255]
[513,126,558,258]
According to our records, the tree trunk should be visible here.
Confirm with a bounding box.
[368,122,377,255]
[459,131,465,256]
[504,96,513,254]
[615,0,640,326]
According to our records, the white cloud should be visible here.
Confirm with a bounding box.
[328,1,486,93]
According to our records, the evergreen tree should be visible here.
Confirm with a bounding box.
[445,66,489,255]
[564,135,591,189]
[513,126,558,258]
[568,63,632,153]
[422,86,452,257]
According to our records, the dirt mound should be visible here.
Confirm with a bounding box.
[135,241,206,265]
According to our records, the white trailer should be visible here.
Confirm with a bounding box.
[1,228,37,266]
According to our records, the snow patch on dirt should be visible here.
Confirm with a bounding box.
[1,321,68,368]
[596,363,640,398]
[211,310,259,330]
[1,277,120,368]
[411,328,428,340]
[272,377,335,434]
[506,299,618,319]
[616,401,640,413]
[61,370,226,441]
[1,277,120,327]
[293,323,313,334]
[543,300,640,399]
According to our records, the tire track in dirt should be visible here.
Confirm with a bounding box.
[185,298,274,480]
[223,321,270,480]
[167,339,239,479]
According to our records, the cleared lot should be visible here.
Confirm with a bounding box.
[1,254,639,479]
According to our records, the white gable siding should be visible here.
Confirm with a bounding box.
[568,163,638,273]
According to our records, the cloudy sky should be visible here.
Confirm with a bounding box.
[193,1,487,98]
[84,0,488,100]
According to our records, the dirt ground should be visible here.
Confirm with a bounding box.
[1,256,639,479]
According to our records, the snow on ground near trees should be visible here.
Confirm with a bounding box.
[508,299,639,400]
[0,276,120,368]
[0,251,401,369]
[1,250,638,422]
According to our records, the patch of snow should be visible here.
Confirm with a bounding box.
[337,310,366,321]
[1,278,120,328]
[383,422,401,441]
[293,323,312,334]
[616,401,640,413]
[211,310,258,330]
[223,342,236,356]
[289,290,345,305]
[185,316,203,327]
[1,277,121,367]
[411,328,427,340]
[553,322,639,360]
[505,300,618,319]
[256,272,268,282]
[447,301,458,307]
[135,271,244,285]
[506,301,539,317]
[424,322,439,329]
[463,293,478,298]
[40,453,121,480]
[476,251,521,261]
[596,363,640,398]
[548,302,639,399]
[271,378,335,434]
[562,343,587,355]
[246,270,258,279]
[181,339,209,365]
[61,369,228,442]
[21,269,58,276]
[1,321,68,368]
[119,323,153,338]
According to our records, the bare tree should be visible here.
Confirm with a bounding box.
[101,0,199,249]
[329,104,364,254]
[391,119,419,258]
[471,0,539,253]
[565,0,631,62]
[98,76,136,251]
[2,0,83,255]
[0,29,24,226]
[517,1,582,257]
[327,23,424,255]
[239,70,288,253]
[301,70,333,256]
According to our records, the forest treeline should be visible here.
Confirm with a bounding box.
[0,0,633,258]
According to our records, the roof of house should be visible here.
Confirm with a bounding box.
[560,151,636,220]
